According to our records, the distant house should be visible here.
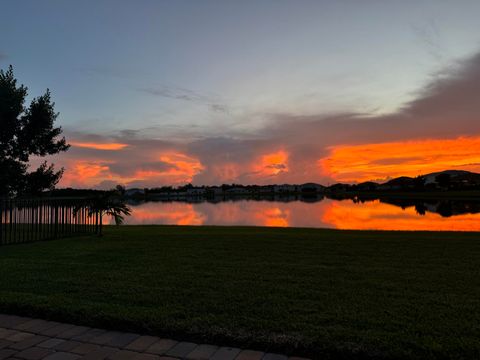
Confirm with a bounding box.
[125,188,145,197]
[203,186,223,196]
[301,183,325,193]
[257,185,274,194]
[325,183,350,193]
[225,187,250,195]
[273,184,298,193]
[186,187,206,196]
[206,186,224,196]
[423,170,480,188]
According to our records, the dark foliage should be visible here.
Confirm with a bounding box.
[436,173,452,188]
[0,66,69,197]
[82,188,131,236]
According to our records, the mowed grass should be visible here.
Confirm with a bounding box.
[0,226,479,359]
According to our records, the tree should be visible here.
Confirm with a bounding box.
[83,188,131,236]
[0,65,69,197]
[436,173,451,189]
[115,184,126,196]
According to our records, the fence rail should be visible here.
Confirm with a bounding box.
[0,198,98,245]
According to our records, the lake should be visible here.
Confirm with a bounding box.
[114,196,480,231]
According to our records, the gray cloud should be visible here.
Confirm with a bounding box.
[117,129,140,138]
[209,103,229,113]
[139,86,213,102]
[411,19,447,63]
[139,85,230,114]
[108,161,178,177]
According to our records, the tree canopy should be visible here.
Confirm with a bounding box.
[0,65,69,197]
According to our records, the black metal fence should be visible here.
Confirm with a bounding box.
[0,198,98,245]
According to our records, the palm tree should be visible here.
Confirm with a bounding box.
[82,190,131,236]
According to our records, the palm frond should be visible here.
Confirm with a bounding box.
[84,190,132,232]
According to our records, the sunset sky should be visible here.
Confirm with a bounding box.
[3,0,480,188]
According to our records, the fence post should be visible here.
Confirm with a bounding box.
[0,200,3,245]
[54,203,58,239]
[0,198,96,246]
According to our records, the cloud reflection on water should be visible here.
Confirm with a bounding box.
[111,198,480,231]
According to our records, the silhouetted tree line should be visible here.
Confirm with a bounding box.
[146,183,277,194]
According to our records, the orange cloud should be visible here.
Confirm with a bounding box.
[59,151,204,188]
[61,160,114,187]
[320,135,480,182]
[255,150,289,176]
[157,152,204,180]
[70,142,129,150]
[205,151,290,184]
[131,152,204,185]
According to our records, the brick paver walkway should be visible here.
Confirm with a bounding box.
[0,314,310,360]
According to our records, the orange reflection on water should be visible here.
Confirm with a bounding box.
[124,200,326,228]
[121,199,480,231]
[256,208,290,227]
[322,199,480,231]
[120,202,206,225]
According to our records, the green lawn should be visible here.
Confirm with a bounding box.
[0,226,479,359]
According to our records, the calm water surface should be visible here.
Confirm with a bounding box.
[113,197,480,231]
